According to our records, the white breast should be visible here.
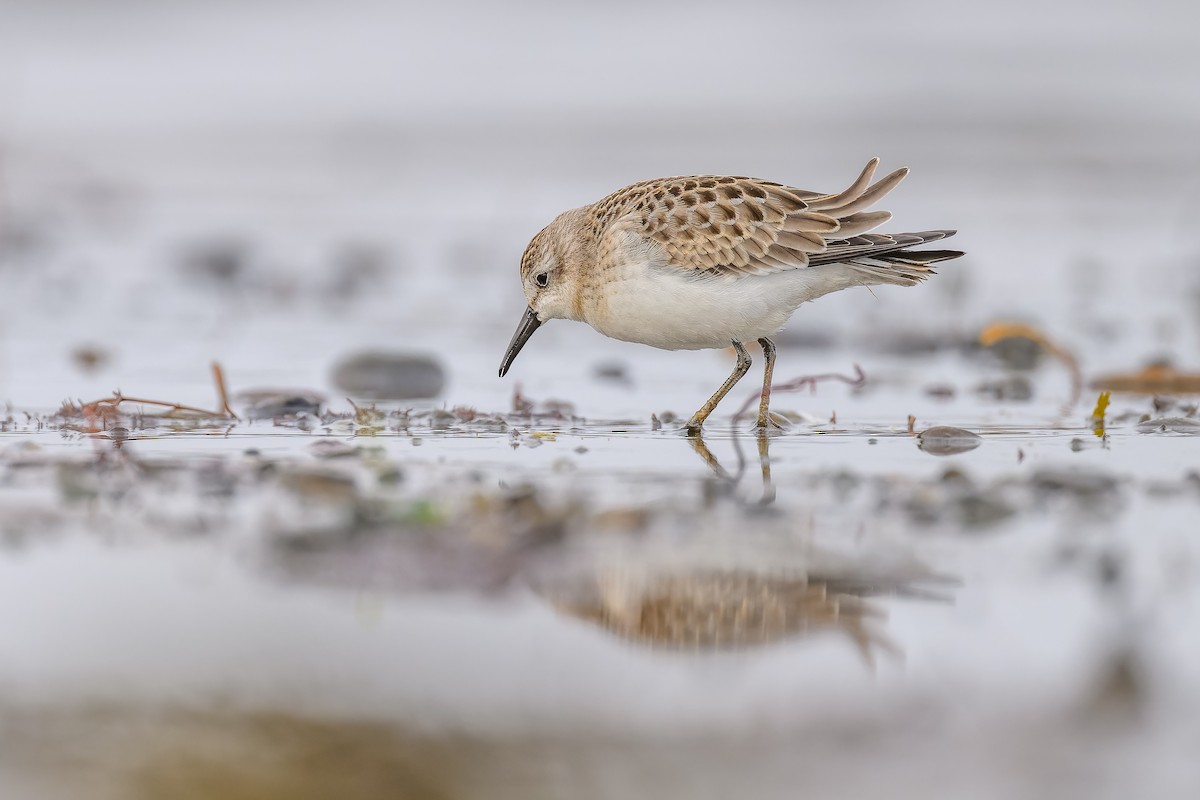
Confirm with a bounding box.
[586,234,863,351]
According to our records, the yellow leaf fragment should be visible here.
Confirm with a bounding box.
[1091,390,1111,437]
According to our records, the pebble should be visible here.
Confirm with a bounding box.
[917,426,983,456]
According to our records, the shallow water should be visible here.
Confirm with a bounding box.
[3,383,1200,798]
[4,2,1200,797]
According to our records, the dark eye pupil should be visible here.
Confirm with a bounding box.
[535,272,549,287]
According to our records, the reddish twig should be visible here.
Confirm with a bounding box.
[61,362,240,426]
[731,364,867,422]
[212,361,239,420]
[78,393,225,418]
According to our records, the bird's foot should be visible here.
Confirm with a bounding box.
[754,411,789,434]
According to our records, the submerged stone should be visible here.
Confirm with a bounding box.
[330,352,446,400]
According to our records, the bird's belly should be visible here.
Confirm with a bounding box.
[587,267,811,351]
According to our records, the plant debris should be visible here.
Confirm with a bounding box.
[1091,360,1200,395]
[979,322,1081,409]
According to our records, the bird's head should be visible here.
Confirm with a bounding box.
[499,207,591,377]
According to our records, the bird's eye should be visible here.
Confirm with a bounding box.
[535,272,549,288]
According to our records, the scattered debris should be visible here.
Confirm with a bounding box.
[509,385,575,422]
[51,362,240,430]
[979,322,1081,409]
[1091,359,1200,394]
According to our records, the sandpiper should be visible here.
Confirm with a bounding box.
[499,159,963,433]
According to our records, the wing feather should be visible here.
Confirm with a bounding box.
[593,161,950,278]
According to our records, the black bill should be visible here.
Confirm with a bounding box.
[498,306,542,377]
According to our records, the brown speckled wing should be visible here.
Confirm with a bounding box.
[593,158,910,278]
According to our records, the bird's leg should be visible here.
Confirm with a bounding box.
[756,430,775,505]
[686,341,752,436]
[687,432,732,481]
[755,337,777,430]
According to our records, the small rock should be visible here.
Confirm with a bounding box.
[331,352,445,400]
[917,426,982,456]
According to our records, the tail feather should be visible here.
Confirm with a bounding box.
[770,160,964,282]
[832,230,965,287]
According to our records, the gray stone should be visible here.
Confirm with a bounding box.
[331,352,446,400]
[917,426,983,456]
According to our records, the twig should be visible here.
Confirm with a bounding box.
[212,361,239,420]
[61,361,240,424]
[731,364,867,422]
[78,393,225,418]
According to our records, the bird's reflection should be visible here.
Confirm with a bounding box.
[687,430,774,505]
[549,568,896,666]
[537,539,954,667]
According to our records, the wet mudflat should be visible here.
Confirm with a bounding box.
[4,182,1200,799]
[3,3,1200,791]
[2,371,1199,799]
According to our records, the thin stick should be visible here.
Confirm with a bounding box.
[731,364,867,423]
[212,361,239,420]
[84,394,221,417]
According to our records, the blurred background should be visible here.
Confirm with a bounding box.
[1,0,1198,411]
[3,3,1200,799]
